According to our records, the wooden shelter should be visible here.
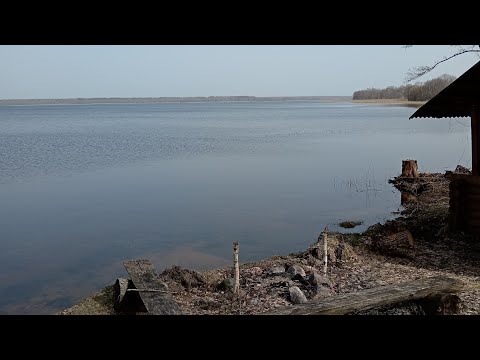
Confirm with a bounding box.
[410,60,480,235]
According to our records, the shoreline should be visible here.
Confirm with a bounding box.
[0,98,425,108]
[352,99,426,108]
[59,168,480,315]
[0,96,352,107]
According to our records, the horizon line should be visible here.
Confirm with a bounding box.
[0,95,352,101]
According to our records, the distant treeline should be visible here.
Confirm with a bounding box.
[353,74,456,101]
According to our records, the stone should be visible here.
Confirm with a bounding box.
[315,285,332,298]
[248,266,263,276]
[303,265,316,273]
[289,286,308,304]
[249,298,259,306]
[292,273,309,285]
[270,266,286,275]
[308,272,333,288]
[216,278,236,292]
[287,264,306,277]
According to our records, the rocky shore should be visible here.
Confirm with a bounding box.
[59,168,480,315]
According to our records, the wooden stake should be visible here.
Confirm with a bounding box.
[323,227,328,276]
[233,241,240,294]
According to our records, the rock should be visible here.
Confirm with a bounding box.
[303,265,316,273]
[287,264,306,277]
[315,285,332,298]
[270,266,286,275]
[289,286,308,304]
[335,243,346,265]
[309,242,337,264]
[248,267,263,276]
[196,299,221,310]
[327,248,336,264]
[292,273,309,285]
[249,298,259,306]
[216,278,236,292]
[310,247,321,260]
[308,272,333,288]
[225,289,245,299]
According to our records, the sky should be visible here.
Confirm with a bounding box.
[1,45,479,99]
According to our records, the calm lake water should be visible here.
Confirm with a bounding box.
[0,101,470,314]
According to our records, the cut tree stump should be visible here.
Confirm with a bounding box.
[263,276,463,315]
[402,159,419,178]
[123,259,182,315]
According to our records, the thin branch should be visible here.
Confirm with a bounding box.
[405,48,480,82]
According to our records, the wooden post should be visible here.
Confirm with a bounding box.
[401,160,418,178]
[322,227,328,276]
[472,105,479,176]
[233,241,240,294]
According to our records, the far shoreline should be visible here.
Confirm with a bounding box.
[0,96,352,107]
[352,99,426,108]
[0,97,426,108]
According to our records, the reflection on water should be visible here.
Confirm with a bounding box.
[0,102,470,314]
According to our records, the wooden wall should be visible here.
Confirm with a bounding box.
[449,174,480,234]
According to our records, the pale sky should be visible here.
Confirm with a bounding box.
[1,45,478,99]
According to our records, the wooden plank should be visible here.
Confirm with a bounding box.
[124,259,182,315]
[263,276,463,315]
[113,278,147,313]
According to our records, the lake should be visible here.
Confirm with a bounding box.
[0,101,470,314]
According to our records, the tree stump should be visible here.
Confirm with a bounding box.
[402,160,419,178]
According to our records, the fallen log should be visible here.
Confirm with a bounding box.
[263,276,463,315]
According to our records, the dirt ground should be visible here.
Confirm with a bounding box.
[59,168,480,315]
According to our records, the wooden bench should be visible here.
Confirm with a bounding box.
[264,276,463,315]
[114,259,182,315]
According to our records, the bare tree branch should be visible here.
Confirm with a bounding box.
[405,46,480,83]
